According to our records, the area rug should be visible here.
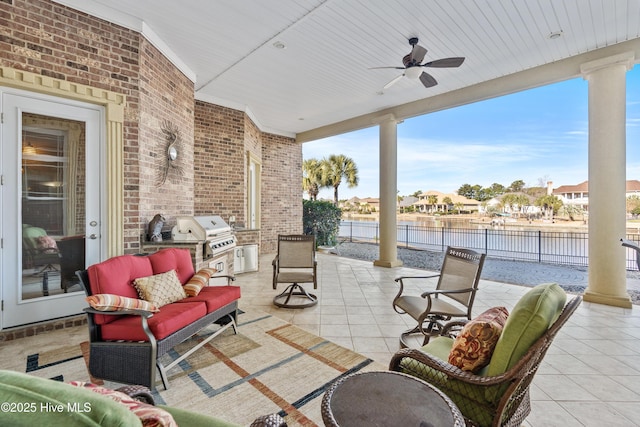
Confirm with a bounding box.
[0,310,386,426]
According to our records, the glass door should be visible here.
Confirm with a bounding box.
[1,89,103,328]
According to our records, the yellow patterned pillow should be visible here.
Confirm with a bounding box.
[448,306,509,373]
[86,294,159,313]
[134,269,186,307]
[183,267,217,297]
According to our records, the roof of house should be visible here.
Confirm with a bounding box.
[553,180,640,194]
[414,191,475,205]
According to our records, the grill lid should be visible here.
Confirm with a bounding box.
[172,215,232,241]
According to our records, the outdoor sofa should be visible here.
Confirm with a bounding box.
[78,247,241,389]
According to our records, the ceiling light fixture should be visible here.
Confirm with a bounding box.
[272,41,286,49]
[404,66,422,79]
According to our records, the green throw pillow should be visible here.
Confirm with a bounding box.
[487,283,566,378]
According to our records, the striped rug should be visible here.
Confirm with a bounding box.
[2,309,385,426]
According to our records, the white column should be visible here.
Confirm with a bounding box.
[374,114,402,267]
[581,53,634,308]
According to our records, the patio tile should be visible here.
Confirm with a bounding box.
[236,252,640,426]
[558,402,636,427]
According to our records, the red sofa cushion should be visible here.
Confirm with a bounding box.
[88,255,153,325]
[100,302,207,341]
[175,286,241,313]
[148,248,194,285]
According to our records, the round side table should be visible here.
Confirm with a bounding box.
[321,370,465,427]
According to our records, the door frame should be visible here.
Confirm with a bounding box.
[1,89,104,328]
[0,66,126,258]
[0,67,126,330]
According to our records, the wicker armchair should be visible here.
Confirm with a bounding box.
[393,246,485,347]
[390,286,581,427]
[272,234,318,308]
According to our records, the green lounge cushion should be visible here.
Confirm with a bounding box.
[0,370,142,427]
[487,283,566,377]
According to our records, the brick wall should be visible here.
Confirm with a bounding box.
[193,101,245,221]
[194,101,302,254]
[0,0,143,252]
[138,38,195,241]
[2,0,304,257]
[261,133,303,252]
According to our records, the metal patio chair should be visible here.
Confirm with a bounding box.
[272,234,318,308]
[393,246,486,347]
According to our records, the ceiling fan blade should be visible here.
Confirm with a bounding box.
[368,66,406,70]
[410,44,427,64]
[419,72,438,88]
[423,57,465,68]
[383,74,404,89]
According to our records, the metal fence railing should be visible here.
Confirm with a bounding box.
[338,220,640,270]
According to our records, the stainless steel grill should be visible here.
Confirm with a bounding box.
[172,215,237,257]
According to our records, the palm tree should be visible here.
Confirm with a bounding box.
[302,158,324,200]
[535,194,562,220]
[322,154,359,204]
[442,196,452,213]
[427,195,438,213]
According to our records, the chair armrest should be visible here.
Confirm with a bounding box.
[393,274,441,301]
[82,307,154,318]
[389,348,515,386]
[420,287,475,298]
[83,307,157,344]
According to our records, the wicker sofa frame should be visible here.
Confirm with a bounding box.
[389,295,582,427]
[77,269,238,390]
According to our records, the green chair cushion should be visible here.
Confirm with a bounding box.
[0,370,142,427]
[487,283,566,379]
[398,337,494,426]
[422,336,455,360]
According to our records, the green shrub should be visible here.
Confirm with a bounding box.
[303,199,342,246]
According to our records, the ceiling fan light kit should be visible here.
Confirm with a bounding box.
[371,37,465,89]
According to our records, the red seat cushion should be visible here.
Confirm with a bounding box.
[100,302,207,341]
[88,255,153,325]
[175,286,241,313]
[148,248,195,285]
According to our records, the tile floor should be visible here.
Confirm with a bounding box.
[236,252,640,426]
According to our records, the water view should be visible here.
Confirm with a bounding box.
[338,218,639,269]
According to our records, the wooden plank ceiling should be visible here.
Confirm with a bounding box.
[54,0,640,138]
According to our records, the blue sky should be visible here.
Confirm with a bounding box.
[303,66,640,200]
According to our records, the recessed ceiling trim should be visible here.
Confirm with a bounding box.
[141,23,196,82]
[195,92,296,139]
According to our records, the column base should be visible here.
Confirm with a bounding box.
[373,259,403,268]
[583,289,632,308]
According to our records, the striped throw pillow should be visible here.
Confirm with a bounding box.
[86,294,159,313]
[183,267,217,296]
